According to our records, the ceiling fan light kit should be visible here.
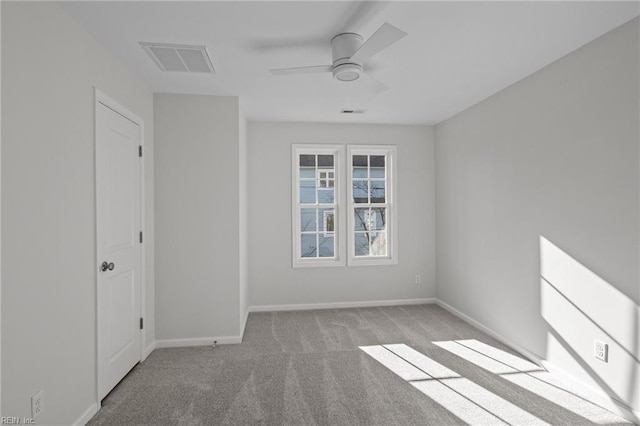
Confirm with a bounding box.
[331,32,364,81]
[333,63,362,82]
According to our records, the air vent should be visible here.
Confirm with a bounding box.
[140,42,215,73]
[340,109,367,114]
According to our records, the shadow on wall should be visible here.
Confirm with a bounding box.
[540,236,639,420]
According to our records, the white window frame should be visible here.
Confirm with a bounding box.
[292,144,345,268]
[347,145,398,266]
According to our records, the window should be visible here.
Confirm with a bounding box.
[292,145,344,267]
[292,144,396,268]
[348,146,397,265]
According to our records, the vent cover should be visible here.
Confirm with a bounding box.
[340,109,367,114]
[140,42,215,73]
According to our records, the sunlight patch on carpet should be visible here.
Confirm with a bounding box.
[360,343,548,426]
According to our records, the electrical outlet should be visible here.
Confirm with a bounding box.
[415,275,421,284]
[594,340,608,362]
[31,390,43,419]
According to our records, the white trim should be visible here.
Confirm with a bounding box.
[143,341,156,361]
[73,402,99,426]
[540,361,640,422]
[436,298,640,424]
[435,299,543,362]
[347,145,398,266]
[93,88,147,401]
[156,335,243,348]
[249,298,436,313]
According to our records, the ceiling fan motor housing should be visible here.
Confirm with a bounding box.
[331,33,364,81]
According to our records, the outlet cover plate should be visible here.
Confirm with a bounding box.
[31,390,43,419]
[594,340,608,362]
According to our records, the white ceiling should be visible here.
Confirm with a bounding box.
[61,1,639,125]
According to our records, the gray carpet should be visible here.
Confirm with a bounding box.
[89,304,632,425]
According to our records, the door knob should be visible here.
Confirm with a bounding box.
[101,261,115,272]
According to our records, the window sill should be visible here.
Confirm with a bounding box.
[293,258,345,268]
[347,257,398,267]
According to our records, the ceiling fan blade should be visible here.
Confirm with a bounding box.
[362,71,389,94]
[350,23,407,63]
[248,38,328,53]
[337,1,390,33]
[269,65,332,76]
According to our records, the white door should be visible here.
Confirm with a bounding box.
[96,101,141,401]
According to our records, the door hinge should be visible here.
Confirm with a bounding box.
[139,145,143,157]
[139,231,143,243]
[140,317,144,330]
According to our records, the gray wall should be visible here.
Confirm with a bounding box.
[436,18,639,412]
[1,2,154,423]
[248,123,436,307]
[154,94,241,341]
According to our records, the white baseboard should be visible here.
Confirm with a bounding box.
[151,299,435,352]
[155,335,242,348]
[142,341,156,360]
[435,298,640,424]
[249,297,436,313]
[539,358,640,422]
[435,299,543,364]
[73,402,99,426]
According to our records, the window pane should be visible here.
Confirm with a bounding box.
[370,155,385,167]
[354,208,368,231]
[369,159,385,179]
[300,180,316,204]
[370,180,386,203]
[300,154,315,167]
[353,180,368,203]
[370,231,387,256]
[369,208,386,231]
[301,234,317,258]
[318,235,335,257]
[353,155,367,167]
[300,167,315,178]
[318,155,334,167]
[353,166,368,179]
[320,208,335,233]
[300,208,317,232]
[354,233,370,256]
[326,214,334,233]
[327,213,335,233]
[318,187,334,203]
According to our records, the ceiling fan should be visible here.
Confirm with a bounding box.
[269,22,407,89]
